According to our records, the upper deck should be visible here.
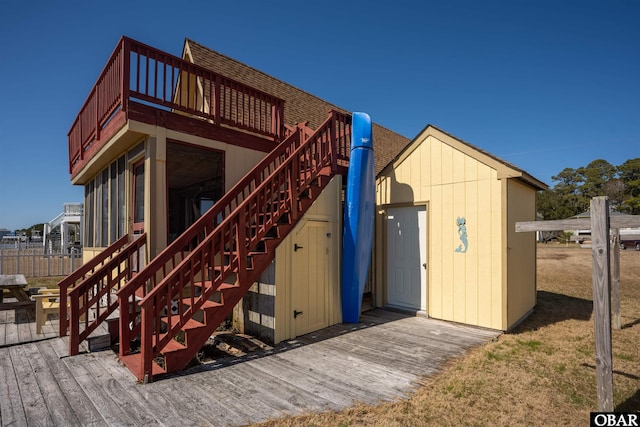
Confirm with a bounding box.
[67,37,287,179]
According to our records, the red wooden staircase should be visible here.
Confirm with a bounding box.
[73,111,351,382]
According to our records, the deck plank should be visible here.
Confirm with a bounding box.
[37,340,105,427]
[275,340,418,399]
[20,342,83,426]
[0,308,500,427]
[0,310,6,346]
[211,364,327,420]
[3,310,18,346]
[0,346,29,427]
[62,352,141,426]
[75,351,163,426]
[8,344,55,426]
[15,310,34,343]
[149,374,246,426]
[92,350,197,427]
[249,354,372,407]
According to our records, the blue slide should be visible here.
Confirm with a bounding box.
[341,112,375,323]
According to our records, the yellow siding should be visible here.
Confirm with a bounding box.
[376,133,505,330]
[506,179,537,329]
[477,169,497,328]
[80,122,271,265]
[273,175,342,343]
[82,248,104,264]
[464,159,479,326]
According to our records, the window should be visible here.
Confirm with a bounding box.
[118,156,126,237]
[101,168,109,246]
[84,154,128,248]
[84,181,95,247]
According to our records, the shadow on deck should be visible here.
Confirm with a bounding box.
[0,307,499,426]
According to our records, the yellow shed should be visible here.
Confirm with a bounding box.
[375,125,547,331]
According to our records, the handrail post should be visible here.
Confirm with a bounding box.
[59,282,69,337]
[121,37,130,113]
[69,295,80,355]
[141,303,153,383]
[95,84,101,142]
[271,104,277,140]
[118,291,131,357]
[236,209,247,284]
[329,112,338,173]
[290,134,300,221]
[214,75,221,126]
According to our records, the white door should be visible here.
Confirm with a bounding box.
[291,220,330,336]
[386,206,427,311]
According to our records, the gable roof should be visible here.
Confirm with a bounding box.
[182,39,546,191]
[381,124,548,191]
[183,38,411,175]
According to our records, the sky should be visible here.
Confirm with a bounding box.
[0,0,638,231]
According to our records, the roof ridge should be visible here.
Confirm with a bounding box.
[184,38,349,117]
[427,124,546,187]
[183,37,412,176]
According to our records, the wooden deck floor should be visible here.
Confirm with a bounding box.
[0,308,499,427]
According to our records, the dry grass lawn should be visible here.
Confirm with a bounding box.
[253,244,640,426]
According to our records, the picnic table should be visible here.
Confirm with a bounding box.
[0,274,34,310]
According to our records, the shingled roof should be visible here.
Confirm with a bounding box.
[183,38,411,175]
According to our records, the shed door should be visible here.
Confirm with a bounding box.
[386,206,427,311]
[291,220,330,337]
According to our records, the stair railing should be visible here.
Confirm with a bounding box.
[58,233,131,337]
[66,233,147,356]
[116,110,350,380]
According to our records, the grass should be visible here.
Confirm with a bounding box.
[251,244,640,426]
[26,276,66,289]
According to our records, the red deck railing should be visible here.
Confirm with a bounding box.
[116,111,351,379]
[68,36,286,177]
[58,234,130,338]
[58,233,147,356]
[67,234,147,356]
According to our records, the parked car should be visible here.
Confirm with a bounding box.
[620,240,640,251]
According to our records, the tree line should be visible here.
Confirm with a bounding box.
[537,158,640,220]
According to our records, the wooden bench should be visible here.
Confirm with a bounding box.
[32,289,61,334]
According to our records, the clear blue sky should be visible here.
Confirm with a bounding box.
[0,0,638,231]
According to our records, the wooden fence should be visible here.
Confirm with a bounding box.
[0,247,82,277]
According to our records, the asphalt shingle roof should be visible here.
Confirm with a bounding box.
[184,38,546,190]
[184,38,411,176]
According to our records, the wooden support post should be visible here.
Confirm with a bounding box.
[590,197,614,411]
[515,204,640,412]
[610,229,621,330]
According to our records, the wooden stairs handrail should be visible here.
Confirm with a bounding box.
[58,233,130,337]
[65,233,147,356]
[116,110,351,381]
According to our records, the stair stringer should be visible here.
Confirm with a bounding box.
[117,111,351,382]
[158,173,334,375]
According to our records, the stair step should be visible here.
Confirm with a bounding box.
[153,335,187,354]
[160,315,204,331]
[120,353,166,378]
[193,280,238,291]
[87,321,112,352]
[181,298,223,310]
